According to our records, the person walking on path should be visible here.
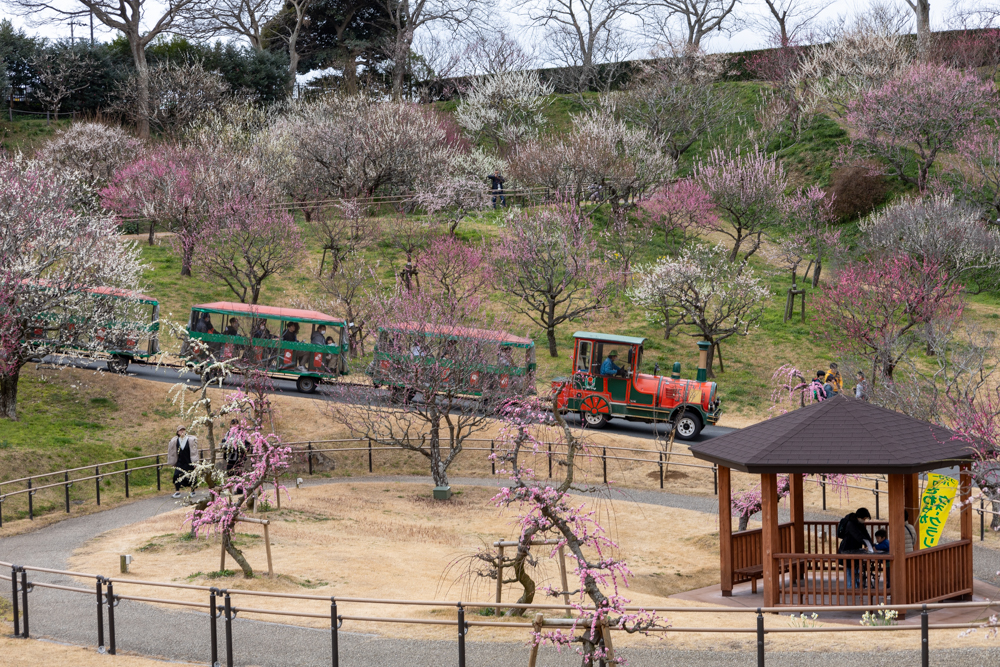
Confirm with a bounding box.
[167,426,200,499]
[488,170,506,208]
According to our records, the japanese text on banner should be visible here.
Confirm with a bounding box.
[919,474,958,549]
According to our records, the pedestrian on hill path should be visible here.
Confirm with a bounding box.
[167,426,199,498]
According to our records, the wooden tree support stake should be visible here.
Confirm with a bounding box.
[220,517,274,578]
[528,613,544,667]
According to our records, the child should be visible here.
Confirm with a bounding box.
[873,529,889,553]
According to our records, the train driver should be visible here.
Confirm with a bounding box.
[600,350,628,378]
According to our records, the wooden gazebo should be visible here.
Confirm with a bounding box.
[690,394,976,608]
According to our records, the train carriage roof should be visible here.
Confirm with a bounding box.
[382,322,534,348]
[573,331,646,346]
[192,302,346,326]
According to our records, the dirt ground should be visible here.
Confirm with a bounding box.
[0,630,192,666]
[67,481,1000,654]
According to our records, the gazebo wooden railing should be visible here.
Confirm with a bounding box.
[776,552,892,606]
[906,540,974,604]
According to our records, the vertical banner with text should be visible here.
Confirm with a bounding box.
[918,474,958,549]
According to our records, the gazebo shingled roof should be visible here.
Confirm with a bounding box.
[689,394,974,475]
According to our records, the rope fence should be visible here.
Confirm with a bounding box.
[1,558,997,667]
[3,438,1000,538]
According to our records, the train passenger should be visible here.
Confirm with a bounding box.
[498,346,514,366]
[223,318,239,336]
[311,325,327,346]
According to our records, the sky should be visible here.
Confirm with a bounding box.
[1,0,983,57]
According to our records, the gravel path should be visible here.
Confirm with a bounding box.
[3,477,1000,666]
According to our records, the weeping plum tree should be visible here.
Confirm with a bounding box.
[189,389,292,577]
[0,158,145,420]
[493,202,621,357]
[487,397,662,664]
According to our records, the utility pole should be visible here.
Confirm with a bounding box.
[69,20,85,46]
[90,10,94,46]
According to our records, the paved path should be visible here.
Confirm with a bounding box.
[3,477,1000,666]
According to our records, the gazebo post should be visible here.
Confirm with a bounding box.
[718,466,733,597]
[789,473,805,555]
[888,474,907,609]
[761,473,780,608]
[961,464,973,600]
[905,473,920,545]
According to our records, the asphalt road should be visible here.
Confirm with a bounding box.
[4,478,1000,667]
[40,355,736,444]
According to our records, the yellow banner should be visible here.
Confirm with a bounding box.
[918,474,958,549]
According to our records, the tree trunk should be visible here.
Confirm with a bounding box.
[812,254,822,288]
[429,414,449,488]
[128,33,151,140]
[181,247,193,277]
[0,367,21,421]
[738,514,751,531]
[223,532,254,578]
[704,339,717,378]
[508,544,536,617]
[914,0,931,60]
[147,220,156,246]
[546,326,558,358]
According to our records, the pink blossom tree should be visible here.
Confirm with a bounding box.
[695,146,789,262]
[783,185,839,286]
[638,179,718,250]
[950,390,1000,532]
[816,254,965,382]
[193,195,304,305]
[847,63,998,193]
[188,389,292,577]
[0,158,145,420]
[956,130,1000,220]
[418,235,493,305]
[489,396,661,663]
[492,202,621,357]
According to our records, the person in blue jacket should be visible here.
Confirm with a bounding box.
[600,350,627,377]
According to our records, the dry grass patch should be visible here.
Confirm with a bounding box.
[0,628,192,666]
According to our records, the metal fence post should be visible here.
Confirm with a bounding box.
[124,460,130,498]
[368,438,373,473]
[210,589,219,667]
[156,455,161,491]
[106,580,116,654]
[0,497,4,528]
[308,443,314,476]
[921,604,929,667]
[490,441,495,475]
[65,471,71,513]
[457,603,467,667]
[96,465,101,506]
[602,448,607,484]
[548,443,552,478]
[96,578,105,652]
[981,498,985,541]
[874,479,879,520]
[19,567,29,638]
[27,478,33,520]
[11,565,20,637]
[713,465,718,495]
[756,608,765,667]
[821,474,827,510]
[331,597,340,667]
[224,591,234,667]
[658,452,663,489]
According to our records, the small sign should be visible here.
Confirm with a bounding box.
[918,474,958,549]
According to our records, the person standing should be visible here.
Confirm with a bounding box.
[854,371,869,401]
[168,426,200,499]
[824,362,842,394]
[488,170,506,209]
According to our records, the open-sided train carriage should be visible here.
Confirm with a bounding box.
[553,332,721,440]
[184,302,349,393]
[367,322,537,401]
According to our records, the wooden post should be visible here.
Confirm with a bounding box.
[761,473,780,608]
[600,618,615,662]
[263,522,274,578]
[495,545,504,617]
[905,473,920,543]
[718,466,733,597]
[528,613,544,667]
[888,474,907,609]
[961,464,973,599]
[557,545,571,610]
[789,473,804,555]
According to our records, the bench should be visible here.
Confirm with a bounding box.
[734,565,763,593]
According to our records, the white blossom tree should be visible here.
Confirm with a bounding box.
[37,122,144,206]
[630,243,770,376]
[454,70,553,151]
[0,158,146,419]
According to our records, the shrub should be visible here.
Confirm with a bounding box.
[825,165,888,222]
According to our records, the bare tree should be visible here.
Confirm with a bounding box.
[901,0,930,58]
[519,0,639,94]
[269,0,315,92]
[459,27,538,76]
[747,0,831,44]
[181,0,283,50]
[644,0,742,47]
[377,0,482,99]
[3,0,202,138]
[31,45,90,121]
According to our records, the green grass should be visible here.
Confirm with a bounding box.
[0,116,71,154]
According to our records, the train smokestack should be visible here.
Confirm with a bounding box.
[696,341,711,382]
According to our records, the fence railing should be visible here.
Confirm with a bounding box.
[906,540,975,605]
[776,552,893,606]
[3,437,1000,539]
[1,559,997,667]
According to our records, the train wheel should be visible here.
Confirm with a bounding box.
[107,355,129,375]
[296,376,318,394]
[674,411,703,441]
[581,410,609,428]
